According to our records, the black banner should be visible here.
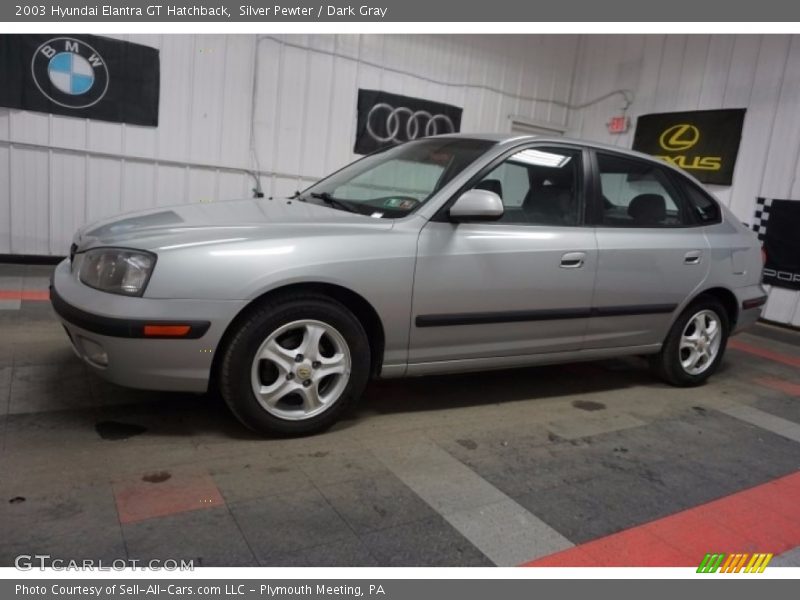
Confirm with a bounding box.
[753,198,800,290]
[354,89,462,154]
[632,109,746,185]
[0,34,159,126]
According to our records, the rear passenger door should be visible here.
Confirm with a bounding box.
[586,151,710,349]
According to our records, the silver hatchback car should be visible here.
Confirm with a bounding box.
[51,134,767,435]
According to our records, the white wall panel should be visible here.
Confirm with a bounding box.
[155,164,186,206]
[0,33,592,257]
[4,33,799,327]
[85,157,122,223]
[9,148,49,254]
[568,34,800,326]
[0,146,10,253]
[121,161,156,214]
[49,152,86,254]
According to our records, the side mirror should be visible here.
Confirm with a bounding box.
[448,189,504,222]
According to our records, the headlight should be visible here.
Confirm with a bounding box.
[78,248,156,296]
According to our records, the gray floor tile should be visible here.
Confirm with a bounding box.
[0,366,10,417]
[318,473,437,534]
[267,538,378,567]
[360,515,492,567]
[296,448,389,486]
[9,362,92,414]
[123,507,257,567]
[228,488,355,562]
[212,463,313,504]
[0,482,124,566]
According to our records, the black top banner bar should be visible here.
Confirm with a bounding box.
[4,0,800,22]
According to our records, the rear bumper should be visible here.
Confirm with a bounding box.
[50,258,246,393]
[734,285,769,334]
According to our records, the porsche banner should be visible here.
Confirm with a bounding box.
[753,197,800,290]
[632,109,746,185]
[354,89,463,154]
[0,34,159,126]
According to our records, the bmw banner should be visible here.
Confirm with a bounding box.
[354,89,462,154]
[0,34,159,126]
[632,108,746,185]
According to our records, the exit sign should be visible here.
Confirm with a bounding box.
[607,115,630,134]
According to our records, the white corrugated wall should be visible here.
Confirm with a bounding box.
[0,33,579,256]
[566,34,800,327]
[1,33,798,326]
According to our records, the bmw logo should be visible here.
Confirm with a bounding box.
[31,37,109,109]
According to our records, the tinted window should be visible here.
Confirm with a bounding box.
[676,178,722,224]
[597,153,688,228]
[474,147,582,226]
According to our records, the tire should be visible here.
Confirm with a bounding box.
[219,292,370,436]
[649,295,730,387]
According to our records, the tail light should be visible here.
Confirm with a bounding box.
[761,246,767,266]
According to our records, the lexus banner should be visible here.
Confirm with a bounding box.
[632,108,746,185]
[753,197,800,290]
[0,34,159,126]
[354,89,462,154]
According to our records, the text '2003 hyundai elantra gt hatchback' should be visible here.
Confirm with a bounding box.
[51,134,767,435]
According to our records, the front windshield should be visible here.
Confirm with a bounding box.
[300,138,495,218]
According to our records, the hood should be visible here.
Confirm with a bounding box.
[75,198,394,252]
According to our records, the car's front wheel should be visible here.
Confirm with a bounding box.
[219,293,370,436]
[650,296,729,387]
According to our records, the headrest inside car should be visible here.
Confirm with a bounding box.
[628,193,666,224]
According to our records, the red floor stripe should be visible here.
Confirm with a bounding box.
[521,471,800,567]
[729,338,800,370]
[0,289,50,301]
[756,377,800,397]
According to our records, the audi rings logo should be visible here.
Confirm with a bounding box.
[366,103,456,144]
[355,90,463,154]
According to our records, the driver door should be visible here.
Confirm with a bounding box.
[409,145,598,366]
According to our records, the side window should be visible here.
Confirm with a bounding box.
[675,178,723,224]
[597,153,689,228]
[474,147,582,226]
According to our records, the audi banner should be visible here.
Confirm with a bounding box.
[0,34,159,126]
[354,89,462,154]
[632,108,746,185]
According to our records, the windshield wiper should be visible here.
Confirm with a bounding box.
[309,192,359,214]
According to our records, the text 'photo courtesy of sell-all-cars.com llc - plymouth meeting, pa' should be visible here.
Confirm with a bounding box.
[50,134,767,436]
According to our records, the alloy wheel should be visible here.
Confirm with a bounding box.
[250,319,352,420]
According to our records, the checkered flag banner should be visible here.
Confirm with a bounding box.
[752,196,800,290]
[751,197,774,241]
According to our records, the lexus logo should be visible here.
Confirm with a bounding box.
[366,102,455,144]
[31,37,109,109]
[659,124,700,152]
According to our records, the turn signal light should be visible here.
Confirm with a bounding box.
[143,324,192,337]
[761,246,767,265]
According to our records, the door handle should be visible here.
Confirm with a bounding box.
[560,252,586,269]
[684,250,703,265]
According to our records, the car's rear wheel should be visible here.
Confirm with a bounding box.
[219,293,370,436]
[650,296,729,387]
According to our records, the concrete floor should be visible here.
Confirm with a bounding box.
[1,263,799,568]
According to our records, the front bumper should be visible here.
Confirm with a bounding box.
[50,259,247,393]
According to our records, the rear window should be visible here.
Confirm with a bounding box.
[674,178,723,224]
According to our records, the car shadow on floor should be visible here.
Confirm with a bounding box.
[356,357,657,416]
[1,356,675,441]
